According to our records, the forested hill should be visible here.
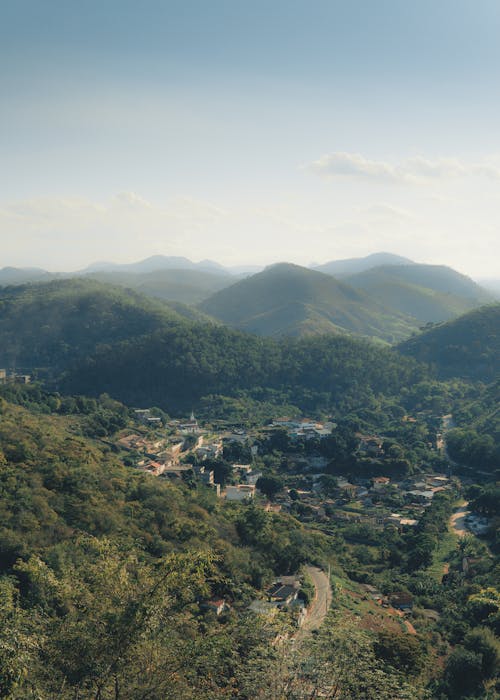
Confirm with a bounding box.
[199,263,417,341]
[0,278,427,412]
[0,391,339,697]
[63,328,427,413]
[343,264,493,324]
[0,279,213,370]
[398,304,500,382]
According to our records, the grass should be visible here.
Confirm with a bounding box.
[426,502,464,582]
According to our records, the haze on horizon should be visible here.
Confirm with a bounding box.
[2,1,500,278]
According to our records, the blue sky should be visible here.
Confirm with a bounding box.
[1,0,500,275]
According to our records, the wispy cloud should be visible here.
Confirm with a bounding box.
[306,152,500,184]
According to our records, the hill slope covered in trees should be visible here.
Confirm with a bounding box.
[0,279,215,371]
[398,304,500,382]
[344,264,493,323]
[200,263,418,342]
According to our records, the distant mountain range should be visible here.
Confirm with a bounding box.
[313,252,414,277]
[79,255,231,275]
[0,252,496,341]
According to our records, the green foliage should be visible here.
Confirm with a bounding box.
[345,263,492,324]
[255,475,284,500]
[200,262,418,341]
[399,303,500,382]
[374,630,425,675]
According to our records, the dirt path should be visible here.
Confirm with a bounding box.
[404,619,417,635]
[297,566,332,638]
[450,502,470,537]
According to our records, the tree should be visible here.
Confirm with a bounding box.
[256,476,284,501]
[464,626,500,679]
[442,647,484,699]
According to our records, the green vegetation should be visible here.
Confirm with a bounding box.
[399,304,500,382]
[0,275,498,698]
[344,263,492,323]
[200,262,418,341]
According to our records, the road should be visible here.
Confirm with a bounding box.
[450,501,470,537]
[297,565,332,637]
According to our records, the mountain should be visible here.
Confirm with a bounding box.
[313,252,414,277]
[343,264,494,323]
[0,266,57,285]
[80,255,231,275]
[87,268,235,304]
[0,279,206,372]
[199,263,418,342]
[398,304,500,382]
[0,276,426,412]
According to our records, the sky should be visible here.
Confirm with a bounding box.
[1,0,500,277]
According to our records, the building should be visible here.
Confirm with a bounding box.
[201,599,229,616]
[371,476,390,491]
[225,484,256,501]
[179,412,200,434]
[265,578,300,608]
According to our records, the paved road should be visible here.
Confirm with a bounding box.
[298,566,332,636]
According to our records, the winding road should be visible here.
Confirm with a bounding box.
[297,566,332,638]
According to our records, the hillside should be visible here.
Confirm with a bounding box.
[398,304,500,381]
[0,278,426,413]
[0,279,203,371]
[314,252,414,277]
[343,264,493,323]
[199,263,418,342]
[63,327,427,413]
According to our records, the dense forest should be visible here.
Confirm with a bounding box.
[399,304,500,382]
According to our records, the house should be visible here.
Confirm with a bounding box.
[407,489,434,504]
[266,582,299,608]
[140,460,165,476]
[225,484,256,501]
[195,442,222,461]
[342,483,358,499]
[201,599,229,616]
[371,476,390,491]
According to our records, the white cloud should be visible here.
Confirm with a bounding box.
[306,152,500,184]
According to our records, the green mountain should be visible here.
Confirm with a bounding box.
[0,278,425,412]
[398,304,500,381]
[199,263,418,342]
[0,278,212,371]
[343,264,493,323]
